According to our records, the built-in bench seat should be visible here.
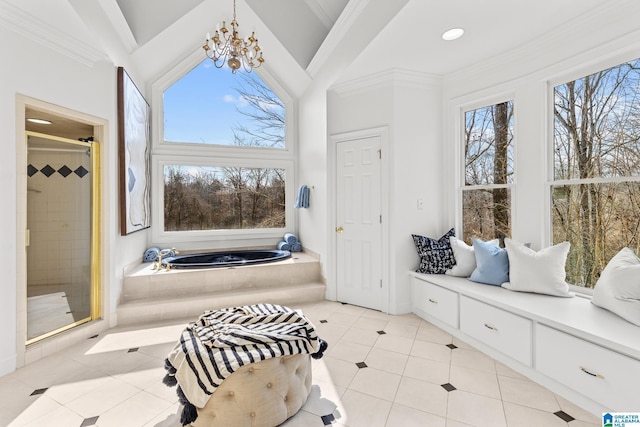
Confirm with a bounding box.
[410,272,640,415]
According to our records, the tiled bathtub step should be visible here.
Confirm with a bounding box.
[116,282,326,325]
[123,254,322,302]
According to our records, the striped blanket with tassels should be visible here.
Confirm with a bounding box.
[163,303,326,425]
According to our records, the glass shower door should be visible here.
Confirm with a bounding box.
[26,132,98,342]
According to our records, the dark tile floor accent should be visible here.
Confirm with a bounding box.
[127,347,139,353]
[355,362,368,369]
[441,383,457,392]
[446,343,458,349]
[554,410,576,422]
[80,416,99,427]
[321,413,335,425]
[377,330,386,335]
[30,388,47,396]
[320,320,328,323]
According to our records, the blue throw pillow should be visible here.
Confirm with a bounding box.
[468,238,509,286]
[412,228,456,274]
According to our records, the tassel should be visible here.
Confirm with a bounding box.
[176,386,199,426]
[311,339,328,359]
[164,358,177,374]
[163,373,177,387]
[163,358,178,386]
[180,402,199,426]
[176,386,188,404]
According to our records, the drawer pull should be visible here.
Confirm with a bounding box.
[579,366,605,379]
[428,299,438,304]
[484,323,498,331]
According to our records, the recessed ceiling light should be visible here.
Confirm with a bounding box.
[442,28,464,41]
[27,118,52,125]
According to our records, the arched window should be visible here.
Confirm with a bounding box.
[163,61,286,148]
[152,58,295,247]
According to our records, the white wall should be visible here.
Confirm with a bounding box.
[297,85,329,271]
[389,79,443,313]
[0,23,147,375]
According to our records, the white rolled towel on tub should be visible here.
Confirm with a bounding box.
[283,233,298,245]
[143,247,161,262]
[277,241,291,251]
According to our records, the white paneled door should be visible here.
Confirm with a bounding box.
[336,135,382,310]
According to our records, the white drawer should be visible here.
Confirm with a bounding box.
[535,324,640,411]
[460,296,532,366]
[411,277,458,328]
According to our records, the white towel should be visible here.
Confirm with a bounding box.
[277,241,291,251]
[284,232,298,245]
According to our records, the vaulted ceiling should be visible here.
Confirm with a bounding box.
[107,0,610,76]
[3,0,628,95]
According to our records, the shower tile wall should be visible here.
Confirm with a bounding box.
[27,150,91,338]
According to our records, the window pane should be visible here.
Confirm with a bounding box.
[552,182,640,288]
[163,61,285,148]
[464,101,514,186]
[163,165,286,231]
[462,188,511,244]
[554,58,640,180]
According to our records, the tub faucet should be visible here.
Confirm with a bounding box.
[153,248,178,270]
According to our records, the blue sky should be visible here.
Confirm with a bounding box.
[163,60,265,145]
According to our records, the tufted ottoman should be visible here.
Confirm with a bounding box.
[163,304,326,427]
[191,353,312,427]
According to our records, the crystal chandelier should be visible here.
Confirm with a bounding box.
[202,0,264,73]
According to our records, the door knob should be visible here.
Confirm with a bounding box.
[336,226,344,233]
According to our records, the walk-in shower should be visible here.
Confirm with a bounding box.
[26,131,100,343]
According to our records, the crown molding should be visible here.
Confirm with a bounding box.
[0,1,108,67]
[331,69,442,97]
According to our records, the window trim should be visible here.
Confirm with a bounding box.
[546,56,640,293]
[457,96,516,243]
[151,155,295,246]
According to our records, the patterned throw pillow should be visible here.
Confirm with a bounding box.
[412,228,456,274]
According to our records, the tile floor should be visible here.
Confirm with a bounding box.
[0,300,601,427]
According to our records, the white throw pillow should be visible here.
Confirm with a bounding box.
[446,237,498,277]
[592,247,640,326]
[502,238,573,297]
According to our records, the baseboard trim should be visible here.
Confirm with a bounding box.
[0,354,16,377]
